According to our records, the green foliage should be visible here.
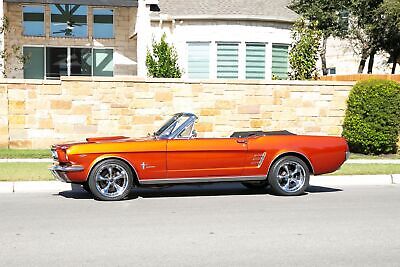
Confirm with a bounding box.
[146,33,182,78]
[342,80,400,155]
[289,19,321,80]
[290,0,349,38]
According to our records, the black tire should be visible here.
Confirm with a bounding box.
[268,156,310,196]
[241,181,268,189]
[88,159,134,201]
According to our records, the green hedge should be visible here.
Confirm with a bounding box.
[342,79,400,155]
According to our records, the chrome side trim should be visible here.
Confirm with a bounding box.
[257,152,267,168]
[139,175,266,185]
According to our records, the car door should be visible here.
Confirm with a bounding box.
[167,137,248,179]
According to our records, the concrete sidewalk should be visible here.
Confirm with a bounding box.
[0,174,399,194]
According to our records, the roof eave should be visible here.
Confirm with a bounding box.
[151,14,297,24]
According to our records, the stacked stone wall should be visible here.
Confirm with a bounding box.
[0,77,354,149]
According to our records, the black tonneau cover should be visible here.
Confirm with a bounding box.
[230,130,296,138]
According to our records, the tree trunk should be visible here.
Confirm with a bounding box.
[367,50,376,74]
[320,35,328,76]
[357,48,369,74]
[392,61,397,74]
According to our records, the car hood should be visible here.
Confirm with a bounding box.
[52,135,153,150]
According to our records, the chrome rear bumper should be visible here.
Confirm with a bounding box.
[49,165,84,183]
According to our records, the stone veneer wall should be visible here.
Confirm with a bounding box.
[0,77,354,149]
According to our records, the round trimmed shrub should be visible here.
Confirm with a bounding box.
[342,79,400,155]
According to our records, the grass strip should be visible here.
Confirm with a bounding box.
[0,149,50,159]
[330,163,400,175]
[0,163,53,181]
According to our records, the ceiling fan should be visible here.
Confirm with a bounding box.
[52,4,86,36]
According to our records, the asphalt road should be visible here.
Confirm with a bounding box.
[1,183,400,267]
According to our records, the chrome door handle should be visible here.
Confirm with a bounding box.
[236,139,248,144]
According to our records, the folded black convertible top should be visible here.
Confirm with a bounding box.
[230,130,296,138]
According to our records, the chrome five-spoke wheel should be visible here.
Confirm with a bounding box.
[277,161,306,193]
[268,156,310,196]
[88,159,134,201]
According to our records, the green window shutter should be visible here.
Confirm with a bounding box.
[23,47,44,79]
[93,49,113,77]
[272,44,289,79]
[217,43,238,79]
[246,43,265,79]
[187,42,210,79]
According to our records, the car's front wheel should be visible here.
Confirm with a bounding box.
[268,156,309,196]
[88,159,134,201]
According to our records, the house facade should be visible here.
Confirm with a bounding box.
[0,0,158,79]
[150,0,297,80]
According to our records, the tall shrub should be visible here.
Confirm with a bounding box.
[342,79,400,154]
[289,18,322,80]
[146,33,182,78]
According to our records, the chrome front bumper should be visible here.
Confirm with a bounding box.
[49,165,84,183]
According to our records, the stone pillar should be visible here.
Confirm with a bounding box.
[0,84,8,148]
[136,0,158,77]
[0,0,5,77]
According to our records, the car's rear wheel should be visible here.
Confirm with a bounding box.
[268,156,309,196]
[241,181,268,189]
[88,159,134,201]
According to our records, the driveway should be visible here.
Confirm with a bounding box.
[0,183,399,266]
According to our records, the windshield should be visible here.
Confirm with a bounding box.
[154,113,194,139]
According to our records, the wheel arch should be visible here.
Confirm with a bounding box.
[267,151,314,176]
[87,156,140,185]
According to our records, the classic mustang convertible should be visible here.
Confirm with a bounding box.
[50,113,349,201]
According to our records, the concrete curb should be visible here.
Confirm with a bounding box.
[0,175,399,194]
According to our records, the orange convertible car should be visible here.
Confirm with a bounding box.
[50,113,349,201]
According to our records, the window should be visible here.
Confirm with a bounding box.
[187,42,210,79]
[71,48,92,76]
[51,4,87,37]
[246,43,265,79]
[23,47,44,79]
[217,43,239,79]
[272,44,289,79]
[93,49,113,77]
[23,6,44,36]
[46,47,68,79]
[93,9,114,38]
[327,67,336,75]
[23,46,113,79]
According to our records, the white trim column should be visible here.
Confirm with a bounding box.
[238,41,246,79]
[135,0,157,77]
[265,41,272,80]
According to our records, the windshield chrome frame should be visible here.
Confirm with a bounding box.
[155,113,198,140]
